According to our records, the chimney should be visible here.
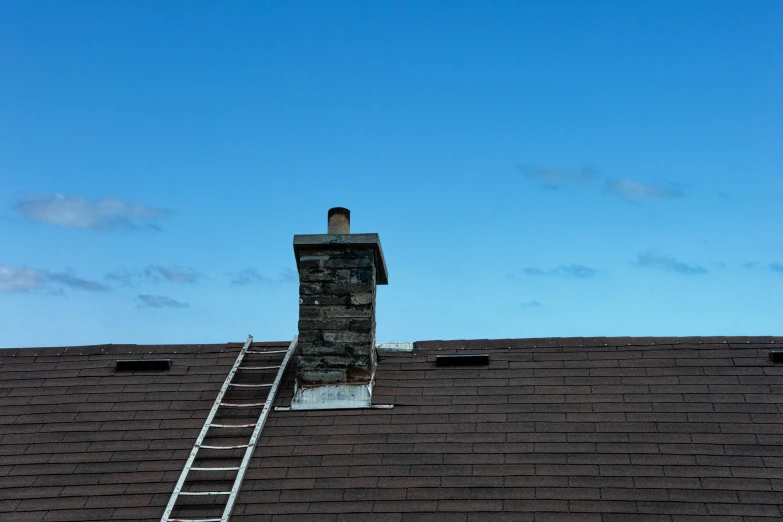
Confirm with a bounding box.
[292,207,388,409]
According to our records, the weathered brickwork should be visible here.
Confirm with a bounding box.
[296,247,378,386]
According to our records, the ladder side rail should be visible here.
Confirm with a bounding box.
[220,336,298,522]
[160,335,255,522]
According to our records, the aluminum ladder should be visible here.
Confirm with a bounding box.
[161,335,297,522]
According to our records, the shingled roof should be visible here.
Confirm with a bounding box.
[2,336,782,521]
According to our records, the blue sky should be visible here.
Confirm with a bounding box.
[1,1,781,347]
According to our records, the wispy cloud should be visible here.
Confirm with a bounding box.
[48,270,110,291]
[602,180,680,200]
[0,265,46,293]
[137,294,189,309]
[145,265,205,284]
[229,267,297,286]
[520,264,597,278]
[106,265,206,286]
[633,250,707,275]
[230,269,267,285]
[15,194,167,230]
[0,264,109,293]
[519,165,597,189]
[741,262,783,273]
[104,269,139,286]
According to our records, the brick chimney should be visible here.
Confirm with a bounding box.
[292,207,388,409]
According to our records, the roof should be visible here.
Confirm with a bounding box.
[2,336,783,521]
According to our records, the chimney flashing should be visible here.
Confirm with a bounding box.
[289,380,374,410]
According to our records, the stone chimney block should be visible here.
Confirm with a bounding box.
[292,208,388,409]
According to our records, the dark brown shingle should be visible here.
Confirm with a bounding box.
[1,337,782,520]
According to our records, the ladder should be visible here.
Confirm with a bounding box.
[161,335,297,522]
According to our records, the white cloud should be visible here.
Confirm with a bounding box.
[0,264,109,293]
[0,265,47,293]
[16,194,167,230]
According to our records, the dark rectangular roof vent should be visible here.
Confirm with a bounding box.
[770,351,783,363]
[116,359,172,371]
[436,354,490,367]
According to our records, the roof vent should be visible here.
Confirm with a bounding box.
[436,354,490,367]
[116,359,172,371]
[770,351,783,363]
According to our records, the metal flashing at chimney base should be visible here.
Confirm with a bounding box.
[289,368,375,410]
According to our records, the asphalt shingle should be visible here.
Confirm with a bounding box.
[1,336,782,520]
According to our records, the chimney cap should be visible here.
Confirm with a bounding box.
[327,207,350,219]
[327,207,350,234]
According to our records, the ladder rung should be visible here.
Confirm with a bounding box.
[209,423,256,428]
[237,366,281,371]
[198,444,251,450]
[189,466,240,471]
[245,350,287,355]
[167,519,222,522]
[177,491,231,496]
[220,402,268,408]
[228,383,273,388]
